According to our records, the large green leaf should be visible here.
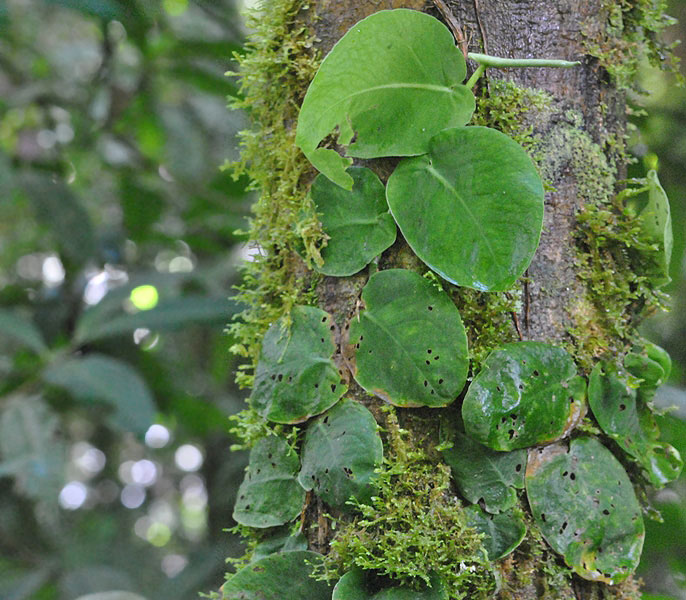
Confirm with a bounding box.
[525,437,644,584]
[349,269,468,407]
[250,306,346,424]
[42,354,155,435]
[638,170,672,286]
[0,309,47,354]
[464,505,527,560]
[588,362,682,487]
[386,126,544,291]
[298,399,383,510]
[311,167,396,276]
[462,342,586,451]
[0,395,66,500]
[440,419,525,513]
[232,435,305,528]
[332,569,448,600]
[295,9,474,189]
[222,551,332,600]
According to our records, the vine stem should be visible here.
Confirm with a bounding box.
[466,52,581,89]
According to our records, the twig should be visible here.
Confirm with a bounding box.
[432,0,468,59]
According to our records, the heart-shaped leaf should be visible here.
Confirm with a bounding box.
[349,269,468,407]
[462,342,586,451]
[233,435,306,528]
[386,126,544,291]
[222,551,332,600]
[332,569,448,600]
[588,362,682,487]
[311,167,396,276]
[440,419,525,513]
[295,9,475,189]
[251,306,346,424]
[464,505,526,560]
[525,438,644,584]
[298,399,383,510]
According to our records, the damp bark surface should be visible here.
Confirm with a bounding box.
[291,0,630,598]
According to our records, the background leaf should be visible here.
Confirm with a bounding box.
[0,308,47,354]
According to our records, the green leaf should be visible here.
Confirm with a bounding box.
[42,354,155,435]
[332,569,448,600]
[588,362,682,487]
[73,594,147,600]
[440,419,525,513]
[20,172,96,265]
[349,269,468,407]
[624,341,671,399]
[462,342,586,451]
[298,399,383,510]
[222,551,332,600]
[232,435,306,528]
[75,296,235,344]
[0,309,47,354]
[386,126,544,291]
[295,9,474,189]
[250,306,346,424]
[0,395,66,500]
[638,170,672,286]
[464,505,526,560]
[525,437,644,584]
[252,528,308,563]
[311,167,396,276]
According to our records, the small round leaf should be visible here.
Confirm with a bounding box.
[251,306,346,424]
[462,342,586,451]
[222,551,332,600]
[525,438,644,584]
[386,126,544,291]
[311,167,396,276]
[333,569,448,600]
[349,269,468,407]
[298,399,383,510]
[233,435,306,528]
[464,505,527,560]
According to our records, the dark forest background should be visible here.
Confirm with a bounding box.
[0,1,685,598]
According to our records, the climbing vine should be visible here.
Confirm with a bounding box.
[222,6,680,600]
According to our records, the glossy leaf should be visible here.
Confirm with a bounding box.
[298,399,382,510]
[222,551,332,600]
[311,167,396,276]
[639,170,673,286]
[252,529,308,563]
[349,269,468,407]
[42,354,155,435]
[462,342,586,451]
[233,436,306,528]
[440,419,525,513]
[464,505,526,560]
[386,126,544,291]
[525,437,644,584]
[333,569,448,600]
[0,308,47,354]
[588,362,682,487]
[251,306,346,424]
[295,9,475,189]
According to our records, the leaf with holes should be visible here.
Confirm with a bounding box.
[639,170,673,287]
[332,569,448,600]
[222,551,333,600]
[440,419,526,513]
[311,167,396,276]
[464,505,526,560]
[298,399,382,510]
[251,306,346,424]
[386,126,544,291]
[295,9,475,189]
[462,342,586,451]
[349,269,468,407]
[588,362,682,487]
[525,437,644,584]
[232,436,306,528]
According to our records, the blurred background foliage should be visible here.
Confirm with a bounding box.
[0,0,686,599]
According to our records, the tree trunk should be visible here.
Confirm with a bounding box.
[230,0,660,598]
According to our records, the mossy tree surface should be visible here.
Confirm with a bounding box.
[226,0,678,598]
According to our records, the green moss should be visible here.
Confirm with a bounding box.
[584,0,683,90]
[226,0,325,390]
[316,408,495,600]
